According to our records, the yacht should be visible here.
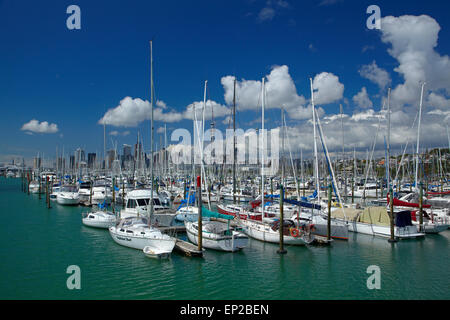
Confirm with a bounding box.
[120,189,176,227]
[56,185,80,205]
[82,208,116,229]
[109,216,176,251]
[185,220,249,252]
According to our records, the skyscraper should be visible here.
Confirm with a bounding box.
[87,153,96,169]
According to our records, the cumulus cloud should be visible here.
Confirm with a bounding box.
[99,97,183,127]
[352,87,373,109]
[21,120,59,134]
[380,15,450,108]
[221,65,310,120]
[183,100,230,121]
[110,130,130,136]
[426,92,450,110]
[359,61,391,91]
[312,72,344,105]
[257,7,275,22]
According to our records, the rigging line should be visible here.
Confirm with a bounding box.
[282,114,301,201]
[393,106,420,184]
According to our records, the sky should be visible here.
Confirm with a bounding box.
[1,0,450,165]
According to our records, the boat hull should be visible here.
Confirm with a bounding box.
[109,227,176,251]
[185,222,248,252]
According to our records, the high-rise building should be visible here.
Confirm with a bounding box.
[87,153,96,169]
[69,155,75,170]
[33,157,41,170]
[107,149,116,169]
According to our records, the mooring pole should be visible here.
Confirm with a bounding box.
[388,188,397,243]
[38,176,41,200]
[277,185,287,254]
[419,182,424,232]
[197,175,203,252]
[112,177,116,214]
[90,179,93,206]
[328,183,332,241]
[46,176,51,209]
[122,179,125,209]
[27,172,30,195]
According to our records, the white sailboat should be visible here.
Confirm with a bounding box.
[110,40,176,254]
[109,216,176,251]
[185,220,248,252]
[239,77,314,245]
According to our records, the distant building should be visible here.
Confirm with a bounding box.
[69,155,75,170]
[87,153,96,169]
[75,148,85,169]
[33,157,41,170]
[107,149,116,169]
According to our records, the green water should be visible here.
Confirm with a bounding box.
[0,177,449,300]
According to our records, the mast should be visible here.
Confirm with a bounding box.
[150,40,154,220]
[261,77,265,220]
[281,106,285,187]
[310,78,320,213]
[387,88,391,191]
[233,78,237,204]
[415,82,426,188]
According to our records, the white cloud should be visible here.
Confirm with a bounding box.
[221,65,309,120]
[21,119,59,134]
[427,92,450,110]
[109,130,130,136]
[312,72,344,105]
[380,15,450,108]
[183,100,231,121]
[156,127,165,134]
[257,7,275,22]
[359,61,391,91]
[352,87,373,109]
[99,97,183,127]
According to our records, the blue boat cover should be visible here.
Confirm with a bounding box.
[283,198,322,210]
[395,211,413,228]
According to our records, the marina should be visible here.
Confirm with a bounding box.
[1,1,450,303]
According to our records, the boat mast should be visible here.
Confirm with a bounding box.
[387,88,391,192]
[150,40,154,221]
[310,78,320,215]
[261,78,265,220]
[415,82,426,189]
[233,78,237,204]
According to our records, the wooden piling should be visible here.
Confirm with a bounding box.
[277,185,287,254]
[327,184,332,241]
[388,188,397,243]
[197,176,202,252]
[419,182,424,232]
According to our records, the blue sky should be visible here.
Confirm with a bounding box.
[1,0,450,164]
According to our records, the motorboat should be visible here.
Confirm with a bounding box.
[82,209,116,229]
[56,185,80,205]
[120,189,176,227]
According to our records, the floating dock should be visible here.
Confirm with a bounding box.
[174,239,203,257]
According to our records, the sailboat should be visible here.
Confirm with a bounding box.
[109,41,176,254]
[239,77,314,245]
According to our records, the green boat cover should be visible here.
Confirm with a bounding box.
[201,206,234,220]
